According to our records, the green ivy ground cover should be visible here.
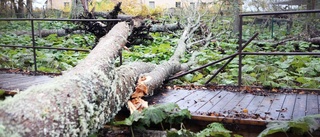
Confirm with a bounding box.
[0,21,319,88]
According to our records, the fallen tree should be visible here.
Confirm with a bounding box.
[0,3,214,137]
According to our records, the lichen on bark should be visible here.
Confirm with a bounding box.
[0,22,156,137]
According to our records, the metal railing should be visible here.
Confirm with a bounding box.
[0,18,120,74]
[168,9,320,91]
[238,10,320,88]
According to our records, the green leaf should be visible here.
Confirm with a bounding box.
[197,122,232,137]
[0,89,5,96]
[192,73,203,82]
[113,111,143,126]
[139,106,168,127]
[258,122,289,137]
[166,109,191,124]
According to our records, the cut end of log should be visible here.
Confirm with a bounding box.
[127,75,152,113]
[127,98,148,114]
[132,76,152,98]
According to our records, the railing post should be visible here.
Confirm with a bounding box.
[238,15,243,88]
[31,19,38,75]
[38,22,42,38]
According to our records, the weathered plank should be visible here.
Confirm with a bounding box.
[306,94,318,115]
[195,90,229,113]
[5,76,52,90]
[292,94,307,120]
[188,90,221,113]
[267,94,286,120]
[208,92,237,114]
[254,95,276,119]
[278,94,297,121]
[154,90,195,104]
[176,90,212,109]
[246,95,265,114]
[232,94,255,113]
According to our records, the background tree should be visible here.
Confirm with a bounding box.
[10,0,25,18]
[70,0,88,18]
[232,0,241,34]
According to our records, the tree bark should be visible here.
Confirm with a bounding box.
[232,0,240,34]
[70,0,85,19]
[0,22,156,136]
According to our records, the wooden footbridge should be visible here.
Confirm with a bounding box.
[1,71,319,126]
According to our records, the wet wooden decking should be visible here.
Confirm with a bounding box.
[1,72,319,125]
[0,72,53,91]
[148,89,320,125]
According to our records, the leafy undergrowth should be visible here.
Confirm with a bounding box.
[111,103,242,137]
[0,20,319,89]
[258,114,320,137]
[0,23,93,73]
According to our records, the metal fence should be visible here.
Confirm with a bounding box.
[1,10,320,90]
[169,9,320,91]
[0,18,120,74]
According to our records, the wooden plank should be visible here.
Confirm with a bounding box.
[267,94,287,121]
[147,90,179,104]
[254,95,276,119]
[220,92,246,117]
[319,95,320,114]
[278,94,297,121]
[245,95,265,115]
[306,94,318,115]
[0,73,18,78]
[195,90,229,114]
[208,92,237,114]
[0,75,33,84]
[176,90,212,109]
[154,90,195,104]
[187,90,221,113]
[292,94,307,120]
[6,76,52,89]
[232,94,255,113]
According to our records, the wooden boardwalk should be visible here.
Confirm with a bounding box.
[0,72,53,91]
[148,89,320,125]
[1,72,319,125]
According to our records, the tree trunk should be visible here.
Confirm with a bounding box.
[17,0,24,18]
[232,0,240,34]
[70,0,85,19]
[0,22,155,136]
[26,0,33,18]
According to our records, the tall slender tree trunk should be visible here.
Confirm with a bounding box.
[233,0,241,34]
[17,0,25,18]
[26,0,33,18]
[70,0,87,19]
